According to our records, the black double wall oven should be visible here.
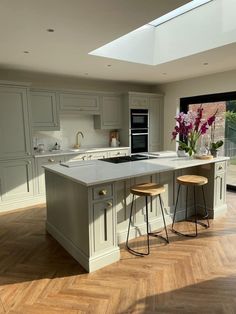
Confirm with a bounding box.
[130,109,149,154]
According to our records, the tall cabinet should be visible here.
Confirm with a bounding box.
[119,92,163,152]
[0,83,34,209]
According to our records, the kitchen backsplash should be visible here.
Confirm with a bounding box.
[33,113,110,150]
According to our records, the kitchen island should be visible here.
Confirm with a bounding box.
[44,155,228,272]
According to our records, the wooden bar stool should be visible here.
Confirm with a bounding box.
[126,182,169,256]
[172,175,210,237]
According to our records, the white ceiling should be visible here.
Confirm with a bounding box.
[1,0,235,84]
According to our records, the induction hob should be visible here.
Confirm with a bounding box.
[100,154,157,164]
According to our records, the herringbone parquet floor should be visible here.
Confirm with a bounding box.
[0,192,236,313]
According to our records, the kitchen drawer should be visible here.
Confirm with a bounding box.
[87,152,108,160]
[109,149,129,158]
[36,155,64,195]
[93,184,113,200]
[64,153,87,162]
[215,161,226,174]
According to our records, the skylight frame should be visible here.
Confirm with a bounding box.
[148,0,213,27]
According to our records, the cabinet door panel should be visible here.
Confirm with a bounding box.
[59,93,99,113]
[31,91,59,130]
[0,159,33,202]
[214,173,226,207]
[149,97,162,152]
[0,87,31,158]
[93,200,113,252]
[130,95,148,108]
[102,96,121,128]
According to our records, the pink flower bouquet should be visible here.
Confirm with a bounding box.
[172,106,216,156]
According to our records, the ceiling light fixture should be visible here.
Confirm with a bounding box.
[203,62,209,65]
[23,51,29,54]
[149,0,212,27]
[107,64,112,67]
[47,28,55,32]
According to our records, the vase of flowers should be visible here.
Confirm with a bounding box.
[172,106,216,157]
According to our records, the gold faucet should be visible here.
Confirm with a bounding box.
[74,131,84,149]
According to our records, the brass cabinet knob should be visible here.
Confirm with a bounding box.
[48,158,55,162]
[117,152,120,155]
[218,165,223,170]
[106,201,112,207]
[99,189,107,196]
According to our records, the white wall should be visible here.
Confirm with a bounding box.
[156,69,236,150]
[0,69,153,92]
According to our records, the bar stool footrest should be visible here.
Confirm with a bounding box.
[148,231,169,243]
[171,228,198,238]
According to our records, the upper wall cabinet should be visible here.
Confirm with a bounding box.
[30,90,60,131]
[0,85,32,159]
[94,95,123,129]
[130,94,149,109]
[59,92,100,114]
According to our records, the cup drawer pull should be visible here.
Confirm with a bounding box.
[99,189,107,196]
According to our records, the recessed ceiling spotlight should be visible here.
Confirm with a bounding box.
[23,51,29,54]
[162,72,167,75]
[107,64,112,67]
[203,62,209,65]
[47,28,55,32]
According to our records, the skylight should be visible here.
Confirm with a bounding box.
[148,0,213,27]
[89,0,231,67]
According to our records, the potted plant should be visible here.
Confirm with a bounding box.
[210,140,224,157]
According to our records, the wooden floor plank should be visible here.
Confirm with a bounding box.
[0,194,236,313]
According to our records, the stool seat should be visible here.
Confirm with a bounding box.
[177,175,208,186]
[130,183,165,197]
[172,174,209,237]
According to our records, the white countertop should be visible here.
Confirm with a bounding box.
[43,155,229,187]
[34,146,130,158]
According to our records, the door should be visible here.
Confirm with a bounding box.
[0,86,31,159]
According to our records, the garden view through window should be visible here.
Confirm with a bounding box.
[180,93,236,189]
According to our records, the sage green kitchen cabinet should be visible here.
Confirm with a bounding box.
[214,161,226,209]
[59,92,100,114]
[87,151,108,160]
[64,153,88,162]
[94,95,122,129]
[36,156,65,195]
[0,86,32,159]
[0,158,34,202]
[149,96,163,152]
[30,90,60,131]
[108,149,129,157]
[120,92,163,152]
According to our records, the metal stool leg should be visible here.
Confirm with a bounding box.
[145,196,150,255]
[193,186,198,237]
[172,184,181,230]
[185,186,188,220]
[202,185,210,228]
[126,194,150,256]
[126,194,134,249]
[159,195,169,243]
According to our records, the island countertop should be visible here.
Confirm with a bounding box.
[43,156,229,186]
